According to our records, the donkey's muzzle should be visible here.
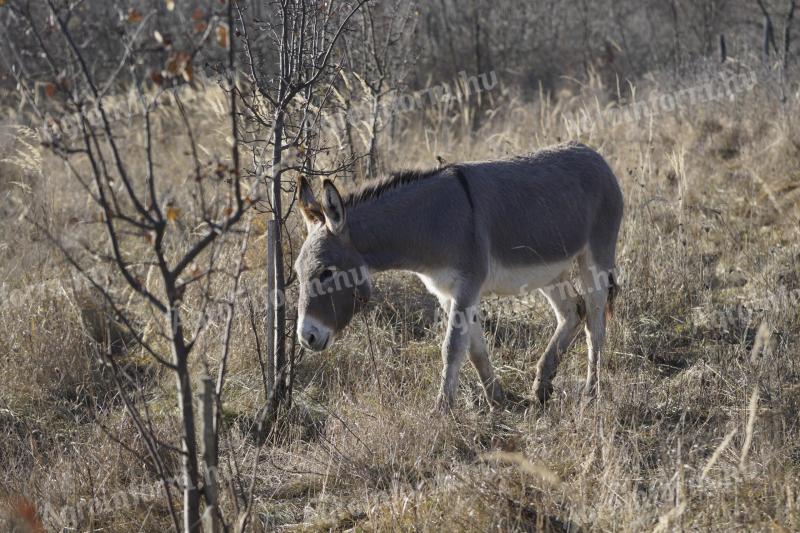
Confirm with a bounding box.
[298,317,331,352]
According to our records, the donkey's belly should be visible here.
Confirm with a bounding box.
[414,258,573,302]
[416,269,460,302]
[482,257,572,296]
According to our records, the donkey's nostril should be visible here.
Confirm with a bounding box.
[307,333,316,345]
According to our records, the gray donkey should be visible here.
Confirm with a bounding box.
[294,141,623,409]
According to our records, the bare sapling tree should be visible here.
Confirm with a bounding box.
[758,0,780,61]
[339,0,417,178]
[756,0,796,68]
[1,1,262,531]
[781,0,797,68]
[233,0,367,434]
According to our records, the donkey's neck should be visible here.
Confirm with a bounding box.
[348,198,431,273]
[346,176,468,274]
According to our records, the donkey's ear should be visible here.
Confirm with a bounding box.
[297,176,323,231]
[321,179,347,236]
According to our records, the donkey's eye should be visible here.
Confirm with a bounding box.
[318,269,334,283]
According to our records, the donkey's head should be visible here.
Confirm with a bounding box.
[293,177,372,351]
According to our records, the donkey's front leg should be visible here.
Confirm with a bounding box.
[436,300,477,411]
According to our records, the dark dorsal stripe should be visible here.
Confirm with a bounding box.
[342,166,450,208]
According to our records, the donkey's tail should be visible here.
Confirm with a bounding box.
[605,271,618,321]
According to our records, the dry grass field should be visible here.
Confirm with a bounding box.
[2,60,800,532]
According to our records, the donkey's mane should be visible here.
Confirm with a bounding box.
[342,166,452,207]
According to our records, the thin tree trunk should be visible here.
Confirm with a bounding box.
[342,98,360,180]
[201,377,220,533]
[265,219,277,403]
[436,0,460,78]
[765,15,774,61]
[270,104,287,406]
[471,0,483,132]
[785,0,796,69]
[171,314,201,533]
[366,91,382,177]
[670,0,681,73]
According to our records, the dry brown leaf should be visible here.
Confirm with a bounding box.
[127,8,143,23]
[44,83,57,98]
[165,51,192,80]
[216,23,229,49]
[166,206,181,222]
[149,70,164,86]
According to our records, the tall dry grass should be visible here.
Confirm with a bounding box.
[1,60,800,531]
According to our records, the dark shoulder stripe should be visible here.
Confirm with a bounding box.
[453,166,474,210]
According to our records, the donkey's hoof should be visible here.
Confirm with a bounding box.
[434,394,455,414]
[532,379,554,405]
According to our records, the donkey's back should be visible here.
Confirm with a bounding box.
[461,142,623,272]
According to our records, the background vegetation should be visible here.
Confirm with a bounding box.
[1,0,800,531]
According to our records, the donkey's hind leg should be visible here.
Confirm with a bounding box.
[468,320,505,408]
[577,251,616,399]
[436,297,476,411]
[532,272,585,404]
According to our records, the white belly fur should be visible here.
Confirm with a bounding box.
[483,258,572,296]
[414,257,573,302]
[416,269,460,302]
